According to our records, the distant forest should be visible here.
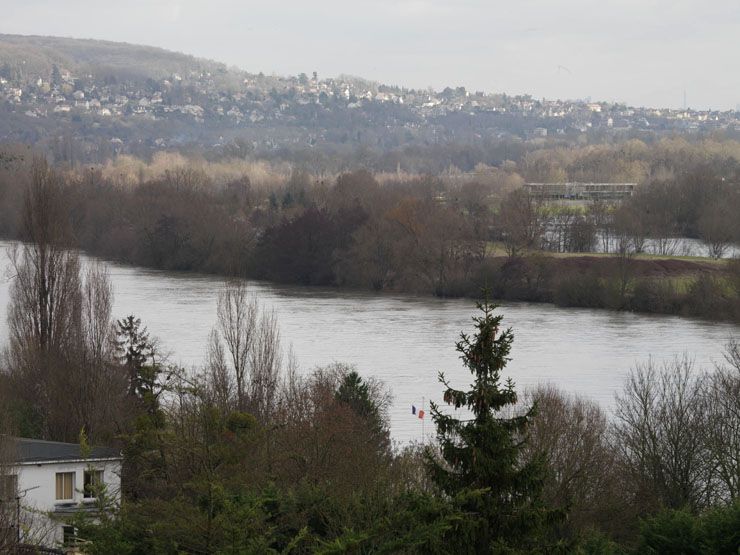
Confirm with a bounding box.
[1,135,739,321]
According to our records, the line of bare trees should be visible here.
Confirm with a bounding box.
[2,160,129,443]
[524,341,740,543]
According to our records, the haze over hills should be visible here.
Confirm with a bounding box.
[1,34,739,169]
[0,34,243,88]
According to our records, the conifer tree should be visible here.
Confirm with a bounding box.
[335,370,389,453]
[426,296,554,552]
[115,315,152,397]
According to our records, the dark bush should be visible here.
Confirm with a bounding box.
[700,501,740,554]
[553,272,606,308]
[486,255,554,302]
[637,509,701,555]
[629,279,680,314]
[684,274,733,319]
[637,501,740,555]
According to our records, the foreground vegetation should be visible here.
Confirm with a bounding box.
[1,169,739,552]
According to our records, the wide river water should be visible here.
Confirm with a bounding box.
[1,241,738,444]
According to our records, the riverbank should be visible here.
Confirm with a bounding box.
[3,231,737,322]
[466,253,740,322]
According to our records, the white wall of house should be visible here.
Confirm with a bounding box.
[14,458,121,546]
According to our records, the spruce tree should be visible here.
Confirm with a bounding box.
[335,370,389,453]
[426,297,554,552]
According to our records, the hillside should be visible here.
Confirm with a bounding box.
[0,34,739,169]
[0,34,242,87]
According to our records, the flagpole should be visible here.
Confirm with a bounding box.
[422,396,425,441]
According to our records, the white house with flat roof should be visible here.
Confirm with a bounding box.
[1,437,122,550]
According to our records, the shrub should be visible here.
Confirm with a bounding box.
[485,255,554,302]
[700,501,740,554]
[629,279,679,314]
[683,274,732,319]
[553,272,606,308]
[637,501,740,555]
[637,509,701,555]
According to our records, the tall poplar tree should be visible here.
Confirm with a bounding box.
[426,297,555,552]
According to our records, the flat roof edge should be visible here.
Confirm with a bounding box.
[16,456,123,466]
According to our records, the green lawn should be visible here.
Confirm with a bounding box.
[485,242,726,266]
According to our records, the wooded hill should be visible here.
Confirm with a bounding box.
[0,33,241,87]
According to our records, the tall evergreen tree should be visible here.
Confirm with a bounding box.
[335,371,378,422]
[115,316,173,501]
[426,296,556,552]
[335,370,389,453]
[115,315,153,397]
[114,315,173,421]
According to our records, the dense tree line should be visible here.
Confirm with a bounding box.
[0,148,739,321]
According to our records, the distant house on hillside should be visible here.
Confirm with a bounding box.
[0,437,121,550]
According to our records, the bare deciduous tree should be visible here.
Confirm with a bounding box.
[204,329,233,412]
[248,309,282,422]
[213,282,285,421]
[271,363,392,497]
[9,160,80,354]
[81,264,114,365]
[702,341,740,501]
[71,265,128,443]
[588,200,613,253]
[697,200,737,259]
[216,282,258,409]
[613,202,647,255]
[6,160,84,440]
[4,160,128,443]
[524,385,632,539]
[498,189,544,257]
[614,356,710,512]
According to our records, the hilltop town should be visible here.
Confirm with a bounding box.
[1,34,739,164]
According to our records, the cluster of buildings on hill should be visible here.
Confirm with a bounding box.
[1,64,739,152]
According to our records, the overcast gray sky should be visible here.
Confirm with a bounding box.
[2,0,739,110]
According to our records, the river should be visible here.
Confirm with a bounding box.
[1,241,738,443]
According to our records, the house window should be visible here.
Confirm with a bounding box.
[0,474,17,501]
[83,470,103,499]
[55,472,75,501]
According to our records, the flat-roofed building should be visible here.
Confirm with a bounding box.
[524,182,636,201]
[1,436,121,550]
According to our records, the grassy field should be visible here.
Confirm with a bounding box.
[485,242,728,267]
